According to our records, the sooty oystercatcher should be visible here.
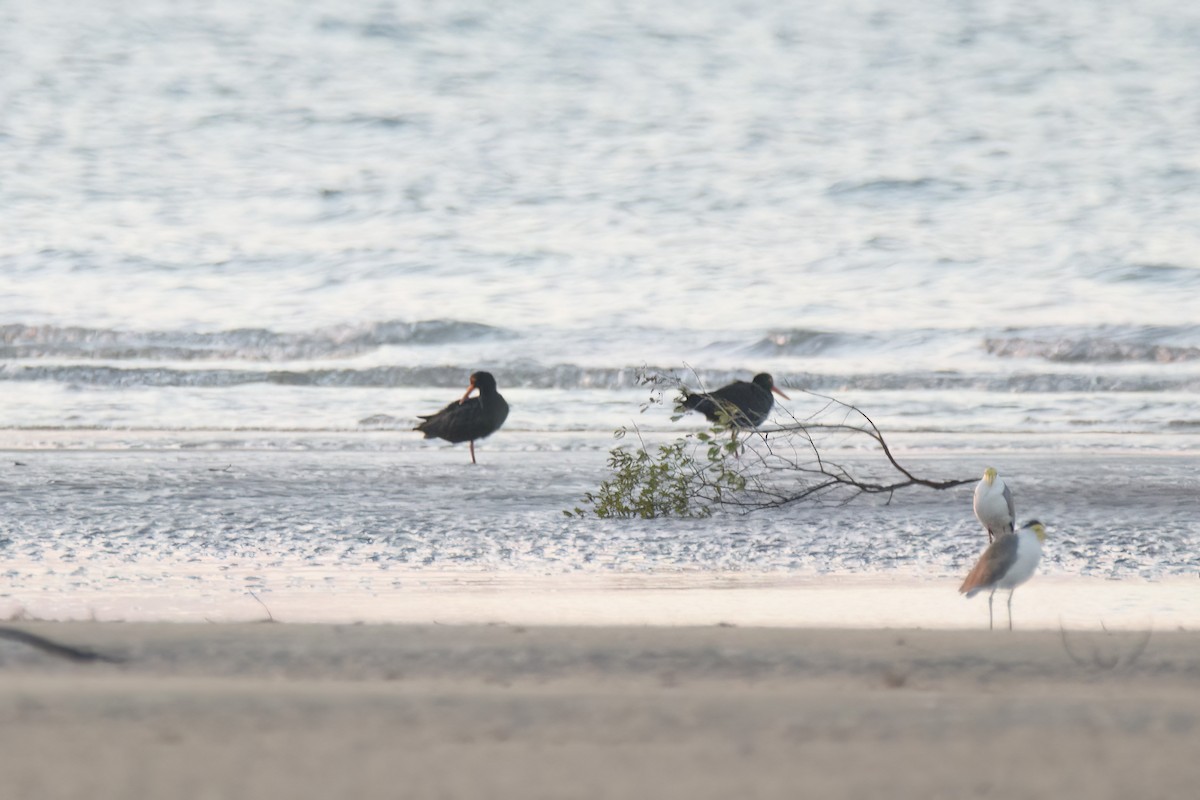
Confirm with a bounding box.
[414,371,509,464]
[677,373,789,428]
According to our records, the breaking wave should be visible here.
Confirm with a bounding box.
[0,320,512,361]
[986,337,1200,364]
[984,325,1200,364]
[743,329,858,357]
[3,363,1197,393]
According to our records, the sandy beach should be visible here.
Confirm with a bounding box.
[1,622,1198,800]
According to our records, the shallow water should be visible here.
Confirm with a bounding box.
[3,0,1200,440]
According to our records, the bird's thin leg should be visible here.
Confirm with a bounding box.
[469,440,476,465]
[1007,589,1015,631]
[988,589,995,631]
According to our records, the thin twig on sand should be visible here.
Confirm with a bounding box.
[0,626,125,664]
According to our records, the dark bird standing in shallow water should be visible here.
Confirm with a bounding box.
[677,373,790,428]
[414,371,509,464]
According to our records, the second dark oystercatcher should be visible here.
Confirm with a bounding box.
[414,371,509,464]
[677,373,790,428]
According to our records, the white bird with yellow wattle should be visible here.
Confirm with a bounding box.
[959,520,1047,630]
[973,466,1015,543]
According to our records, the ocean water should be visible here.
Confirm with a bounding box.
[1,0,1197,624]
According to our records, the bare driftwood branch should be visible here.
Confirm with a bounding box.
[593,370,977,516]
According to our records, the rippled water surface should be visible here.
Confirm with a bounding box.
[1,1,1198,621]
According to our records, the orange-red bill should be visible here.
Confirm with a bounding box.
[459,376,477,404]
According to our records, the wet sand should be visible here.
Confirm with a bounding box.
[1,622,1198,799]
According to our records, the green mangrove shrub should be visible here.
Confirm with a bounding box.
[568,428,746,519]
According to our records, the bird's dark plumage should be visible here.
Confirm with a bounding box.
[414,371,509,464]
[677,373,789,428]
